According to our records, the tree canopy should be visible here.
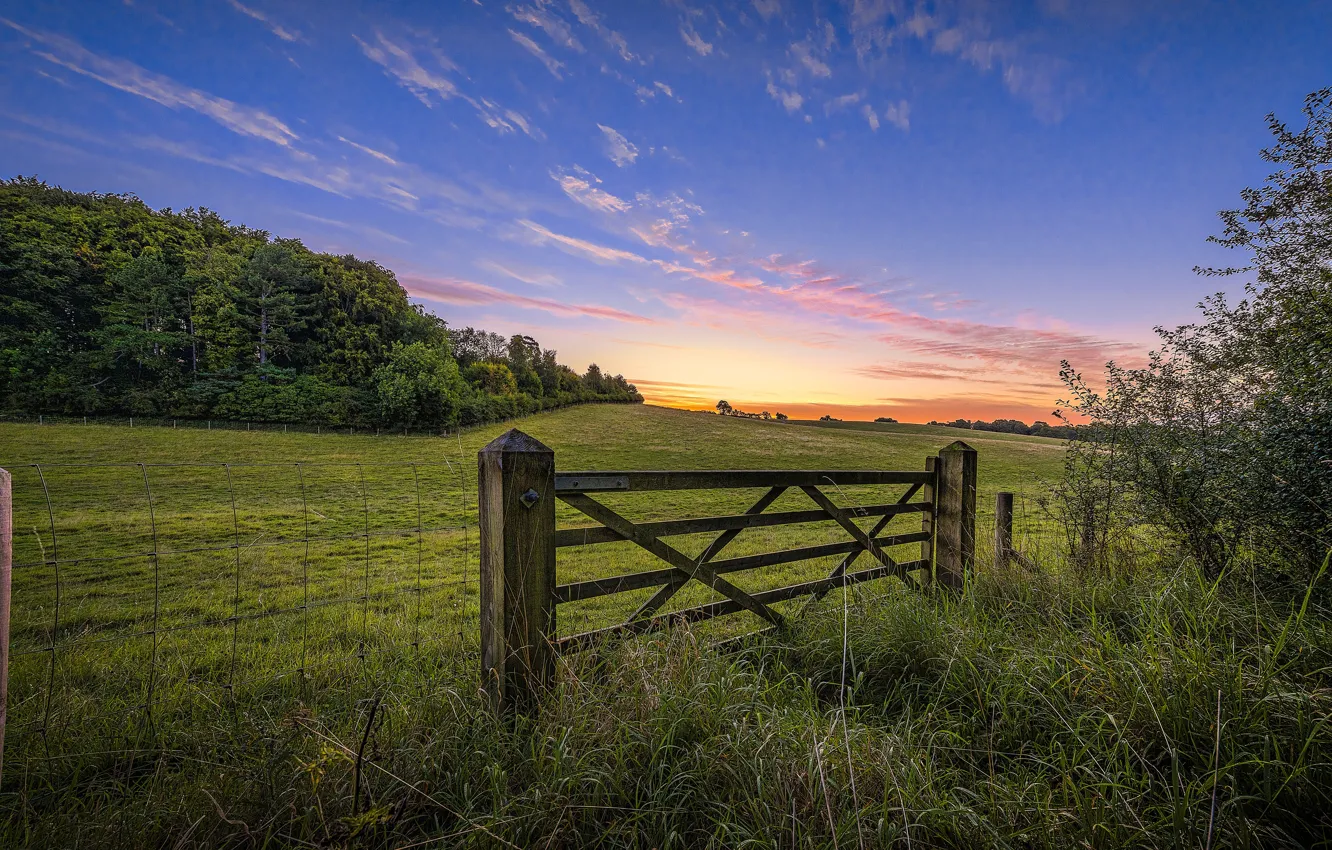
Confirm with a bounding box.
[0,177,641,429]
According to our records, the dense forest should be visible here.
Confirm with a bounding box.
[0,178,641,429]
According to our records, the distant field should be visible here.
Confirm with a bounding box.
[0,404,1065,776]
[788,416,1066,443]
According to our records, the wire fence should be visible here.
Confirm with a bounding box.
[0,412,459,437]
[0,434,1054,792]
[0,457,480,772]
[0,405,634,438]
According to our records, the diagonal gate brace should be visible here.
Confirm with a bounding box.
[800,485,905,577]
[628,486,786,622]
[799,482,922,614]
[559,492,785,628]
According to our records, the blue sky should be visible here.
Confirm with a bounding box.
[3,0,1329,420]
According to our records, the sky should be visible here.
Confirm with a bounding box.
[2,1,1329,423]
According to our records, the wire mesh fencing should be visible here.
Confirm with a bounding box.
[0,458,480,772]
[0,412,459,437]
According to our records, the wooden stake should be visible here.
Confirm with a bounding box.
[935,441,977,589]
[995,492,1013,568]
[479,429,556,712]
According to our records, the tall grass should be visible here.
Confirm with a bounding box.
[6,558,1329,848]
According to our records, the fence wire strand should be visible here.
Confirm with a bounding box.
[225,463,242,697]
[298,463,311,680]
[2,456,481,767]
[35,464,59,746]
[359,463,371,663]
[139,463,162,730]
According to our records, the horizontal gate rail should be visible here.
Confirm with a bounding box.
[556,469,933,493]
[479,429,978,712]
[555,530,931,603]
[556,558,932,652]
[554,501,931,548]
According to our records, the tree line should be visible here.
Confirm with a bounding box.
[714,398,1074,439]
[929,417,1078,439]
[714,400,788,420]
[0,178,641,430]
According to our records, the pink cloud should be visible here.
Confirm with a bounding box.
[749,253,1142,374]
[658,291,842,348]
[882,321,1143,374]
[517,219,649,264]
[653,258,766,290]
[401,274,656,324]
[853,363,1064,397]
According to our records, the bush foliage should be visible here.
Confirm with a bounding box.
[1057,88,1332,576]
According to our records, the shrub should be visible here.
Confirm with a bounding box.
[1056,89,1332,577]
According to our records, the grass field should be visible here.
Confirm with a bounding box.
[2,405,1328,847]
[0,405,1062,755]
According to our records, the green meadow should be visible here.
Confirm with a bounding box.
[0,404,1060,753]
[2,405,1328,847]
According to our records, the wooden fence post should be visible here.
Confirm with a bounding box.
[995,492,1013,568]
[935,441,977,589]
[920,456,937,585]
[479,429,556,712]
[0,468,11,783]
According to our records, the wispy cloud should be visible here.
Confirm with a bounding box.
[862,102,880,131]
[353,29,460,105]
[659,291,841,348]
[336,135,398,165]
[10,89,549,240]
[885,323,1140,376]
[509,29,564,79]
[789,40,831,77]
[751,0,782,21]
[629,229,1143,381]
[843,2,1078,121]
[678,17,714,56]
[824,91,862,114]
[225,0,300,43]
[517,219,649,264]
[288,211,409,245]
[129,134,252,172]
[628,377,722,391]
[636,80,682,103]
[881,99,910,130]
[354,29,540,138]
[506,3,584,52]
[551,166,631,213]
[402,274,655,324]
[2,18,299,147]
[475,259,563,287]
[827,93,907,132]
[567,0,636,62]
[854,361,1060,389]
[765,74,804,113]
[597,123,638,166]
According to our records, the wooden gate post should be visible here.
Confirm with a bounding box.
[935,441,977,589]
[995,492,1014,568]
[479,429,556,712]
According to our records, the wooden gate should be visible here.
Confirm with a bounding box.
[478,429,976,710]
